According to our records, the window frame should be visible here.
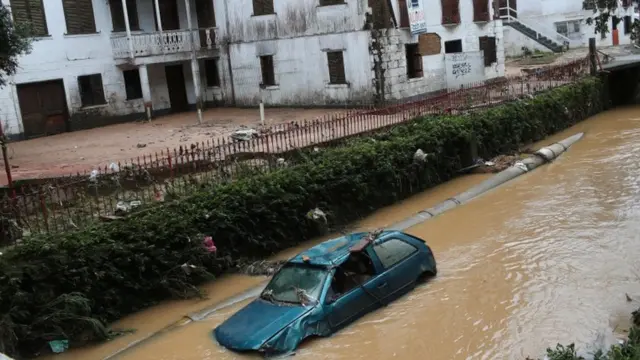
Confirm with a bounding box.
[109,0,140,32]
[123,69,143,101]
[259,55,276,87]
[78,74,107,107]
[10,0,49,37]
[252,0,275,16]
[372,238,418,270]
[326,51,347,85]
[62,0,98,35]
[405,43,423,79]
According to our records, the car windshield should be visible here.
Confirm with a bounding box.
[260,264,328,305]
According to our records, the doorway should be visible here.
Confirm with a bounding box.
[195,0,216,48]
[164,64,189,112]
[497,0,517,19]
[16,80,69,138]
[153,0,180,30]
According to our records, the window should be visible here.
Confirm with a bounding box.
[584,0,595,10]
[327,51,347,84]
[62,0,97,34]
[204,59,221,87]
[398,0,410,28]
[405,44,423,78]
[326,252,377,303]
[261,265,328,305]
[78,74,106,107]
[260,55,276,87]
[624,16,632,35]
[252,0,274,16]
[556,22,568,36]
[372,239,417,269]
[123,69,142,100]
[319,0,343,5]
[441,0,460,25]
[444,39,462,53]
[109,0,139,32]
[479,36,497,66]
[472,0,490,22]
[9,0,48,36]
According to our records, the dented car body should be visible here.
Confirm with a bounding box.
[213,230,437,356]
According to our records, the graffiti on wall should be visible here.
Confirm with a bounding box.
[445,52,485,89]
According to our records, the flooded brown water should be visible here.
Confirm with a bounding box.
[48,107,640,360]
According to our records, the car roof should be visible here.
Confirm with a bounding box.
[288,230,400,267]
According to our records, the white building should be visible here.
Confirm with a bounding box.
[500,0,638,57]
[0,0,505,140]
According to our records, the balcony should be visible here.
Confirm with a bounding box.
[110,27,218,59]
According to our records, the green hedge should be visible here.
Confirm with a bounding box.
[0,77,604,357]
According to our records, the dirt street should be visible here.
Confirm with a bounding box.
[1,107,351,184]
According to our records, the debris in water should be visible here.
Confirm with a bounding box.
[89,169,99,182]
[231,128,259,141]
[136,143,147,148]
[235,259,287,276]
[109,162,120,172]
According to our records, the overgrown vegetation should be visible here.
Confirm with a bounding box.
[0,78,604,358]
[531,309,640,359]
[0,3,32,87]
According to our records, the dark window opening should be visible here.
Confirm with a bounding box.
[372,238,418,269]
[472,0,490,22]
[10,0,48,36]
[326,252,377,303]
[405,44,423,79]
[441,0,461,25]
[109,0,140,32]
[622,0,632,8]
[479,36,497,66]
[327,51,347,84]
[204,59,221,87]
[444,39,463,53]
[319,0,343,5]
[62,0,97,34]
[260,55,276,87]
[123,69,142,100]
[398,0,410,28]
[613,16,620,30]
[78,74,106,107]
[624,15,632,35]
[252,0,274,16]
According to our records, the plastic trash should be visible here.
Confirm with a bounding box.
[414,149,428,162]
[88,169,99,182]
[513,161,528,172]
[49,340,69,354]
[109,162,120,172]
[306,208,327,223]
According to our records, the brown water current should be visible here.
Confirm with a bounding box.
[47,107,640,360]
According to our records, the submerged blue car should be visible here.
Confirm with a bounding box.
[213,229,437,356]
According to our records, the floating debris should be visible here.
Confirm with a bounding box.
[231,128,259,142]
[235,259,287,276]
[306,208,327,223]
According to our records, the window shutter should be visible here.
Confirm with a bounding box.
[62,0,96,34]
[473,0,489,22]
[90,75,105,104]
[441,0,460,24]
[327,52,346,84]
[487,37,497,64]
[10,0,48,36]
[398,0,410,28]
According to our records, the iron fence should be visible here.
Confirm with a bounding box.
[0,56,590,244]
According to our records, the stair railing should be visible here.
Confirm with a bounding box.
[499,7,572,50]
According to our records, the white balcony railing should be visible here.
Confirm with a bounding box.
[111,27,218,59]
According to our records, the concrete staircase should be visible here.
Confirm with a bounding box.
[505,21,565,53]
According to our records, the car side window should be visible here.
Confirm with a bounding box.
[372,238,418,269]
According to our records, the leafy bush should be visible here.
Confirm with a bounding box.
[0,77,604,357]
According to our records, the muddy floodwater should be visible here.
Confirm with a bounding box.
[48,107,640,360]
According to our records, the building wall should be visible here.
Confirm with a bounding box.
[0,0,211,138]
[503,27,550,57]
[503,0,636,56]
[381,0,505,100]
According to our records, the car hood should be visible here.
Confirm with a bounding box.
[214,299,312,351]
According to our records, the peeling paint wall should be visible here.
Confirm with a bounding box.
[0,0,209,138]
[378,1,505,101]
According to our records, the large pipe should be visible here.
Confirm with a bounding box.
[103,133,584,359]
[389,132,584,231]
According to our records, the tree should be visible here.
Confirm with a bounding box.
[583,0,640,44]
[0,3,33,88]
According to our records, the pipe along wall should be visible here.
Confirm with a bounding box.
[104,132,585,359]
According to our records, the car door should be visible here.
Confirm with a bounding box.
[368,237,421,303]
[326,286,375,330]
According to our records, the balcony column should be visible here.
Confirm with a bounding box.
[184,0,203,124]
[121,0,134,58]
[154,0,165,52]
[138,65,153,121]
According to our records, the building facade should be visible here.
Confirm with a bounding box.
[500,0,638,57]
[0,0,505,140]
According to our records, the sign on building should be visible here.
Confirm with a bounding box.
[407,0,427,35]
